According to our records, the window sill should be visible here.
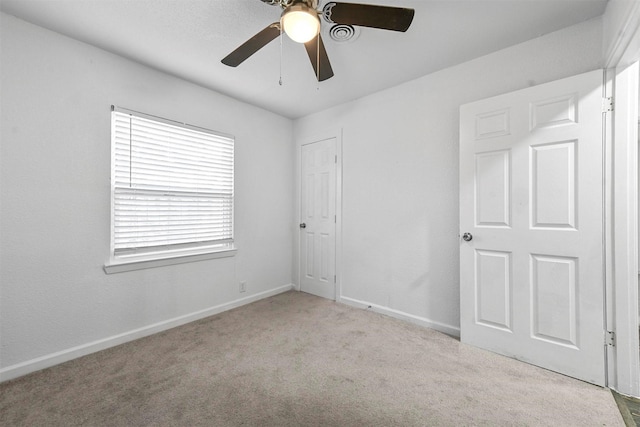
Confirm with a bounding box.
[103,246,237,274]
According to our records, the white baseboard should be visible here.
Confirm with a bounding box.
[0,284,294,383]
[338,296,461,338]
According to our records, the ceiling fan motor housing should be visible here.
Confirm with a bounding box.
[295,0,318,8]
[259,0,317,9]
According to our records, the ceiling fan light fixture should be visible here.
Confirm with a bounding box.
[281,4,320,44]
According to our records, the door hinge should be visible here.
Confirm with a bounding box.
[603,97,614,113]
[606,330,615,347]
[334,275,336,283]
[335,155,337,163]
[334,215,337,223]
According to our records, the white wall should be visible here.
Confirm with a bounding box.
[0,13,293,378]
[293,18,604,335]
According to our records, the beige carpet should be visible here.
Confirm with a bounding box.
[0,291,625,426]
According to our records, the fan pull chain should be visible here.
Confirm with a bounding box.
[279,25,283,86]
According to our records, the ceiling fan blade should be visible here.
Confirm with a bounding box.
[324,2,414,32]
[304,33,334,82]
[221,23,280,67]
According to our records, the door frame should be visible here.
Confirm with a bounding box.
[605,0,640,398]
[294,128,343,300]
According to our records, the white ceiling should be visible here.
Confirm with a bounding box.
[1,0,608,119]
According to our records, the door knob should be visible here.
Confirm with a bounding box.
[462,232,473,242]
[299,223,307,229]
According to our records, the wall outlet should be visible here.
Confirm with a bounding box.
[239,281,246,293]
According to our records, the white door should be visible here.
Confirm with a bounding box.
[300,137,336,300]
[459,70,605,385]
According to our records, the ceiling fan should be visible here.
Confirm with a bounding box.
[221,0,415,81]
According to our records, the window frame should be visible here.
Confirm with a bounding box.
[104,106,236,274]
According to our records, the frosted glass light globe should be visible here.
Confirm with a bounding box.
[281,5,320,43]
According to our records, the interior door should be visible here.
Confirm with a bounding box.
[300,137,336,300]
[459,69,605,385]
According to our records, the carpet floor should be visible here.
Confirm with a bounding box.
[0,291,625,426]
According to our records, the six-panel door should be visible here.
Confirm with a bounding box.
[300,138,337,300]
[459,70,605,386]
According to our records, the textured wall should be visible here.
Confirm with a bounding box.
[0,13,293,372]
[293,18,604,334]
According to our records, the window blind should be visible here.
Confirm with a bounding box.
[112,109,234,255]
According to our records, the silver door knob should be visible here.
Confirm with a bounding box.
[299,223,306,229]
[462,232,473,242]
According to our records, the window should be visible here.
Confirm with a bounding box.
[105,107,235,273]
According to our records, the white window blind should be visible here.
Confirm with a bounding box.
[111,108,234,257]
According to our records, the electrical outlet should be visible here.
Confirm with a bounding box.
[239,281,246,293]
